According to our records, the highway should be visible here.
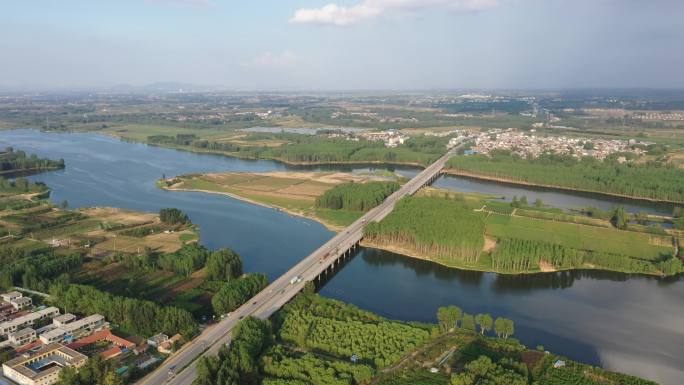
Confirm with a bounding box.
[137,145,461,385]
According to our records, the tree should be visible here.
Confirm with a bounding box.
[450,356,526,385]
[611,207,627,230]
[437,305,462,332]
[519,195,528,206]
[61,200,69,209]
[504,318,515,339]
[212,274,268,315]
[57,367,80,385]
[494,317,505,338]
[494,317,515,339]
[475,313,493,335]
[534,198,543,208]
[206,248,243,281]
[461,313,476,331]
[159,208,189,225]
[103,371,123,385]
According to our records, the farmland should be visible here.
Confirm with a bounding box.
[161,171,403,228]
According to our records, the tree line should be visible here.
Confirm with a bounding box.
[437,305,514,340]
[491,237,684,275]
[194,317,272,385]
[447,152,684,203]
[0,250,83,293]
[122,243,243,279]
[148,133,448,166]
[315,182,399,212]
[212,273,268,315]
[0,176,49,194]
[0,147,65,172]
[50,283,198,338]
[364,197,485,264]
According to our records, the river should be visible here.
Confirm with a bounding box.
[1,129,682,385]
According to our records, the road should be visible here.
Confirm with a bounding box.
[137,145,461,385]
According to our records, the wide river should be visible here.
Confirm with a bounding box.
[2,130,682,385]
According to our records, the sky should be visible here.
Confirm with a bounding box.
[1,0,683,90]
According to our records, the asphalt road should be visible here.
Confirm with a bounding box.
[137,145,462,385]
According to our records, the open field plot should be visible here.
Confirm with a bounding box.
[0,205,196,256]
[166,171,391,218]
[485,214,674,260]
[103,123,234,143]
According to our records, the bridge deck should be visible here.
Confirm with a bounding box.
[137,146,461,385]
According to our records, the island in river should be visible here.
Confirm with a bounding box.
[160,171,683,277]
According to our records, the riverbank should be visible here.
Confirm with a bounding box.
[0,165,64,176]
[161,183,349,232]
[443,168,684,205]
[157,171,395,231]
[139,139,432,168]
[159,173,680,277]
[133,134,684,205]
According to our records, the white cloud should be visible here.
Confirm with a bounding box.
[241,51,298,70]
[145,0,216,8]
[290,0,500,26]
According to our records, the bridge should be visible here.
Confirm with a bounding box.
[137,144,463,385]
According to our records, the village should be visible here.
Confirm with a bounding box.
[468,129,649,160]
[0,291,178,385]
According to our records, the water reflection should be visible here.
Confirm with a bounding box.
[435,174,675,216]
[2,129,683,385]
[361,248,485,285]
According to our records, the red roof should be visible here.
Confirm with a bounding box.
[68,329,135,350]
[100,346,123,360]
[15,340,43,354]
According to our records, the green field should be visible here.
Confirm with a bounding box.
[485,214,673,261]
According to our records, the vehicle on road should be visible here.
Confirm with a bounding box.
[290,276,302,284]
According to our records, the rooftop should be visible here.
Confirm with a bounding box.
[3,342,87,381]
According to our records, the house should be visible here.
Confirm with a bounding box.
[0,292,22,303]
[157,334,182,354]
[39,314,107,344]
[10,297,32,311]
[146,334,169,348]
[67,329,135,352]
[0,308,60,336]
[51,314,75,328]
[1,343,87,385]
[8,328,36,347]
[553,360,566,368]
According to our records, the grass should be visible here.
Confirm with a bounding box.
[315,209,363,227]
[485,214,674,261]
[164,172,390,229]
[103,123,234,143]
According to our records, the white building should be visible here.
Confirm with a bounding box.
[51,314,75,328]
[0,292,32,311]
[38,314,106,344]
[10,297,33,311]
[1,292,22,303]
[0,307,60,336]
[2,343,87,385]
[8,328,37,346]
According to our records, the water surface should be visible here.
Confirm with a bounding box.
[1,129,682,385]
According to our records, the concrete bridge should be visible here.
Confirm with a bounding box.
[137,143,464,385]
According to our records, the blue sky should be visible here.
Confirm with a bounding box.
[1,0,683,90]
